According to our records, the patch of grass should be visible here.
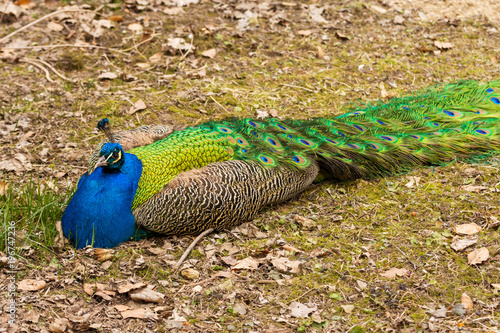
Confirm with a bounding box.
[0,177,69,253]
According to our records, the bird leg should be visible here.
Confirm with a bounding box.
[174,228,214,271]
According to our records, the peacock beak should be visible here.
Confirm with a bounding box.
[92,154,112,173]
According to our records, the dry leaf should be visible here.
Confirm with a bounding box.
[18,279,46,291]
[128,23,143,32]
[427,307,447,318]
[232,303,247,315]
[450,236,478,251]
[147,247,165,255]
[317,46,324,59]
[14,0,31,9]
[434,41,454,49]
[165,38,195,52]
[255,109,269,119]
[128,99,147,115]
[297,30,313,36]
[0,2,26,17]
[47,21,64,32]
[357,280,367,290]
[114,305,130,312]
[221,256,238,266]
[461,293,473,309]
[379,82,388,98]
[454,223,482,235]
[289,302,317,318]
[201,48,216,58]
[283,245,303,254]
[98,72,118,80]
[94,248,114,261]
[48,319,68,333]
[121,308,146,319]
[67,313,91,324]
[311,311,323,323]
[164,7,184,15]
[380,267,409,279]
[370,4,387,14]
[129,286,165,303]
[405,176,421,188]
[271,257,301,274]
[468,247,489,265]
[149,52,163,64]
[108,15,123,22]
[231,257,260,271]
[118,282,146,293]
[308,5,328,24]
[294,215,317,230]
[341,304,355,313]
[83,282,110,296]
[335,32,349,40]
[95,291,113,301]
[135,63,150,69]
[0,153,32,172]
[393,15,404,24]
[489,216,500,228]
[460,185,488,192]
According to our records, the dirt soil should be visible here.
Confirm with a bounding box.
[0,0,499,332]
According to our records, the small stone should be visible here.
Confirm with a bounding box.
[180,268,200,280]
[452,303,466,316]
[227,325,236,331]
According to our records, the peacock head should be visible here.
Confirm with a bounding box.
[92,118,125,172]
[94,142,125,171]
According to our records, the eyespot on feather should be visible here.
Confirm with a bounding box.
[275,123,291,131]
[258,154,275,165]
[266,137,282,148]
[352,124,366,132]
[368,143,382,150]
[472,109,488,115]
[379,135,397,142]
[475,128,492,135]
[236,136,249,147]
[247,120,261,128]
[217,126,233,133]
[442,110,462,117]
[291,155,308,166]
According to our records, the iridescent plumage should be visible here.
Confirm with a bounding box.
[63,81,500,248]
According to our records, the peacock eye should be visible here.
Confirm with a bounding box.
[112,152,119,158]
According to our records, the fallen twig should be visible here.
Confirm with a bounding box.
[2,44,130,55]
[173,228,214,271]
[0,8,102,45]
[35,58,74,82]
[20,59,55,82]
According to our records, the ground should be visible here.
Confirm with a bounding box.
[0,0,500,332]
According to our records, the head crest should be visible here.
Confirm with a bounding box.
[97,118,115,143]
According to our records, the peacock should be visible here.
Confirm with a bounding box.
[62,81,500,249]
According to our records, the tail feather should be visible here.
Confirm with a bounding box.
[202,80,500,181]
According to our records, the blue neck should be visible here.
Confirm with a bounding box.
[62,153,143,249]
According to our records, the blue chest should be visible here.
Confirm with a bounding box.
[62,153,143,249]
